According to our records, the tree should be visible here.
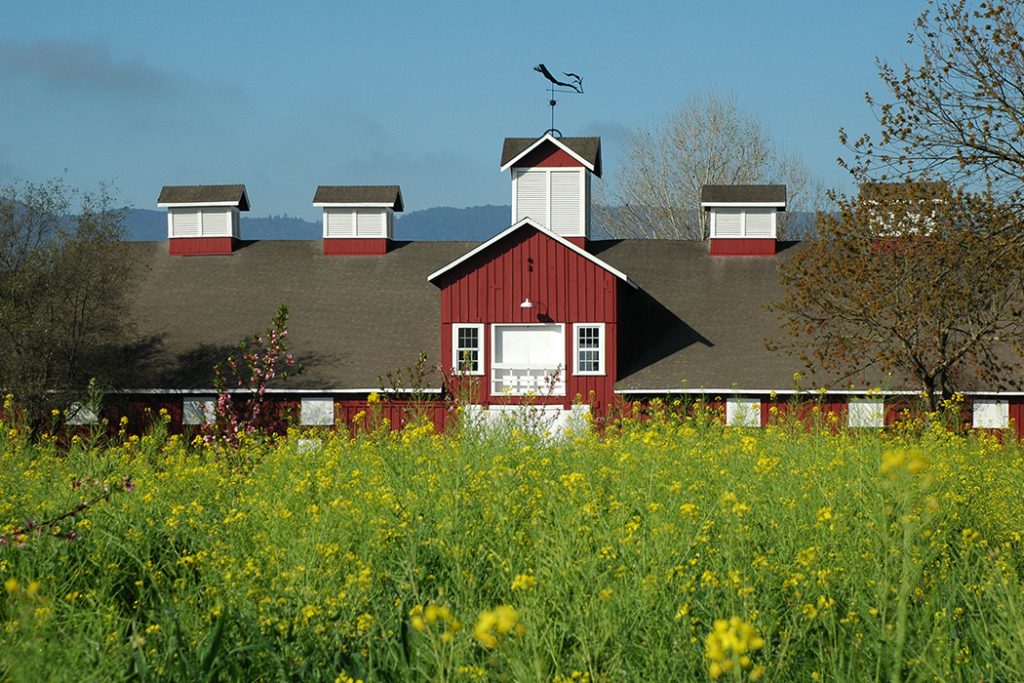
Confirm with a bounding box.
[771,180,1024,410]
[841,0,1024,196]
[600,92,824,240]
[0,179,137,422]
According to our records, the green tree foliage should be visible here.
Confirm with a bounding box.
[772,181,1024,410]
[841,0,1024,195]
[0,179,137,422]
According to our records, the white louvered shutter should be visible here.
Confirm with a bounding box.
[326,209,356,237]
[744,209,774,237]
[714,209,742,237]
[549,170,582,235]
[515,170,548,227]
[355,210,385,237]
[200,209,229,235]
[171,209,200,237]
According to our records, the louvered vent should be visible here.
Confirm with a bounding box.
[201,209,229,234]
[550,171,581,235]
[744,209,773,237]
[171,209,200,237]
[714,210,743,237]
[355,210,385,237]
[326,210,356,237]
[515,170,547,226]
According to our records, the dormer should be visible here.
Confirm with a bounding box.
[701,185,786,256]
[501,134,601,249]
[859,180,947,239]
[313,185,404,255]
[157,184,249,256]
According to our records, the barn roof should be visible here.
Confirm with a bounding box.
[500,135,602,176]
[117,238,1011,394]
[700,184,787,206]
[157,185,250,210]
[313,185,404,211]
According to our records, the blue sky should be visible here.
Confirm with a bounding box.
[1,1,923,220]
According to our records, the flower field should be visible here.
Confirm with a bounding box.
[2,404,1024,682]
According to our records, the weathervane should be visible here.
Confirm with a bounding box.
[534,64,583,138]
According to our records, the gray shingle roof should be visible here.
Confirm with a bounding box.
[700,185,786,205]
[120,238,1006,394]
[313,185,404,211]
[501,136,602,176]
[157,185,250,210]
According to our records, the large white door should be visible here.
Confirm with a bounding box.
[492,324,565,395]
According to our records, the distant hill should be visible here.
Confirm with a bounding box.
[122,205,514,242]
[122,205,817,242]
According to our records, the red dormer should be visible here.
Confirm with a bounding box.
[158,184,249,255]
[313,185,404,255]
[701,185,786,256]
[501,134,601,249]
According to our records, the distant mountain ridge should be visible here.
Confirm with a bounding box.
[123,205,513,242]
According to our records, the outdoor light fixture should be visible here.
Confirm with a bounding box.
[520,297,534,309]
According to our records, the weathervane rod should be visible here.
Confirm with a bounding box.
[534,64,583,138]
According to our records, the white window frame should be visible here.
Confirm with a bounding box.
[300,397,335,426]
[490,322,566,396]
[183,396,217,426]
[452,324,485,376]
[973,399,1009,429]
[573,323,605,376]
[726,398,761,427]
[848,398,885,428]
[710,208,777,239]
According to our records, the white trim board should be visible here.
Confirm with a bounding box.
[500,133,596,174]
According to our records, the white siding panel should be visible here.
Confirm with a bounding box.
[550,170,582,236]
[714,209,743,237]
[515,170,548,227]
[326,209,356,237]
[301,397,335,426]
[745,209,774,237]
[973,400,1009,429]
[171,209,200,237]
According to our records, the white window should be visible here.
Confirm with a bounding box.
[973,399,1009,429]
[848,398,885,428]
[183,396,217,426]
[452,324,484,375]
[726,398,761,427]
[710,208,777,239]
[66,402,99,426]
[324,208,390,238]
[573,323,605,375]
[300,397,335,426]
[512,168,585,237]
[491,323,566,396]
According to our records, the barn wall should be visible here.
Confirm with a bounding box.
[437,227,618,414]
[169,237,236,256]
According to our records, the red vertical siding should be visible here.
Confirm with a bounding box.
[323,238,390,255]
[709,238,776,256]
[513,145,586,169]
[437,226,618,415]
[169,237,236,256]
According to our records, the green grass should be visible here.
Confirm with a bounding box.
[1,404,1023,682]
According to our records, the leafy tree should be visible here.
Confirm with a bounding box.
[771,180,1024,410]
[841,0,1024,196]
[0,179,137,422]
[601,91,824,240]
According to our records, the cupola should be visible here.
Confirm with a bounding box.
[313,185,404,255]
[501,134,601,249]
[157,184,249,255]
[701,185,786,256]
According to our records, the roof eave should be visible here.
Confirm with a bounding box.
[500,134,597,174]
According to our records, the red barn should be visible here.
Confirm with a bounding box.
[91,132,1024,437]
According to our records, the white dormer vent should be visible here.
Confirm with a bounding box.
[501,135,601,245]
[701,185,786,256]
[157,184,249,255]
[313,185,403,255]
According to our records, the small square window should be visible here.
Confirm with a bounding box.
[453,325,483,375]
[849,398,885,428]
[183,397,216,426]
[301,397,334,426]
[973,400,1009,429]
[726,398,761,427]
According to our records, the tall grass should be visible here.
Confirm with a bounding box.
[1,403,1023,681]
